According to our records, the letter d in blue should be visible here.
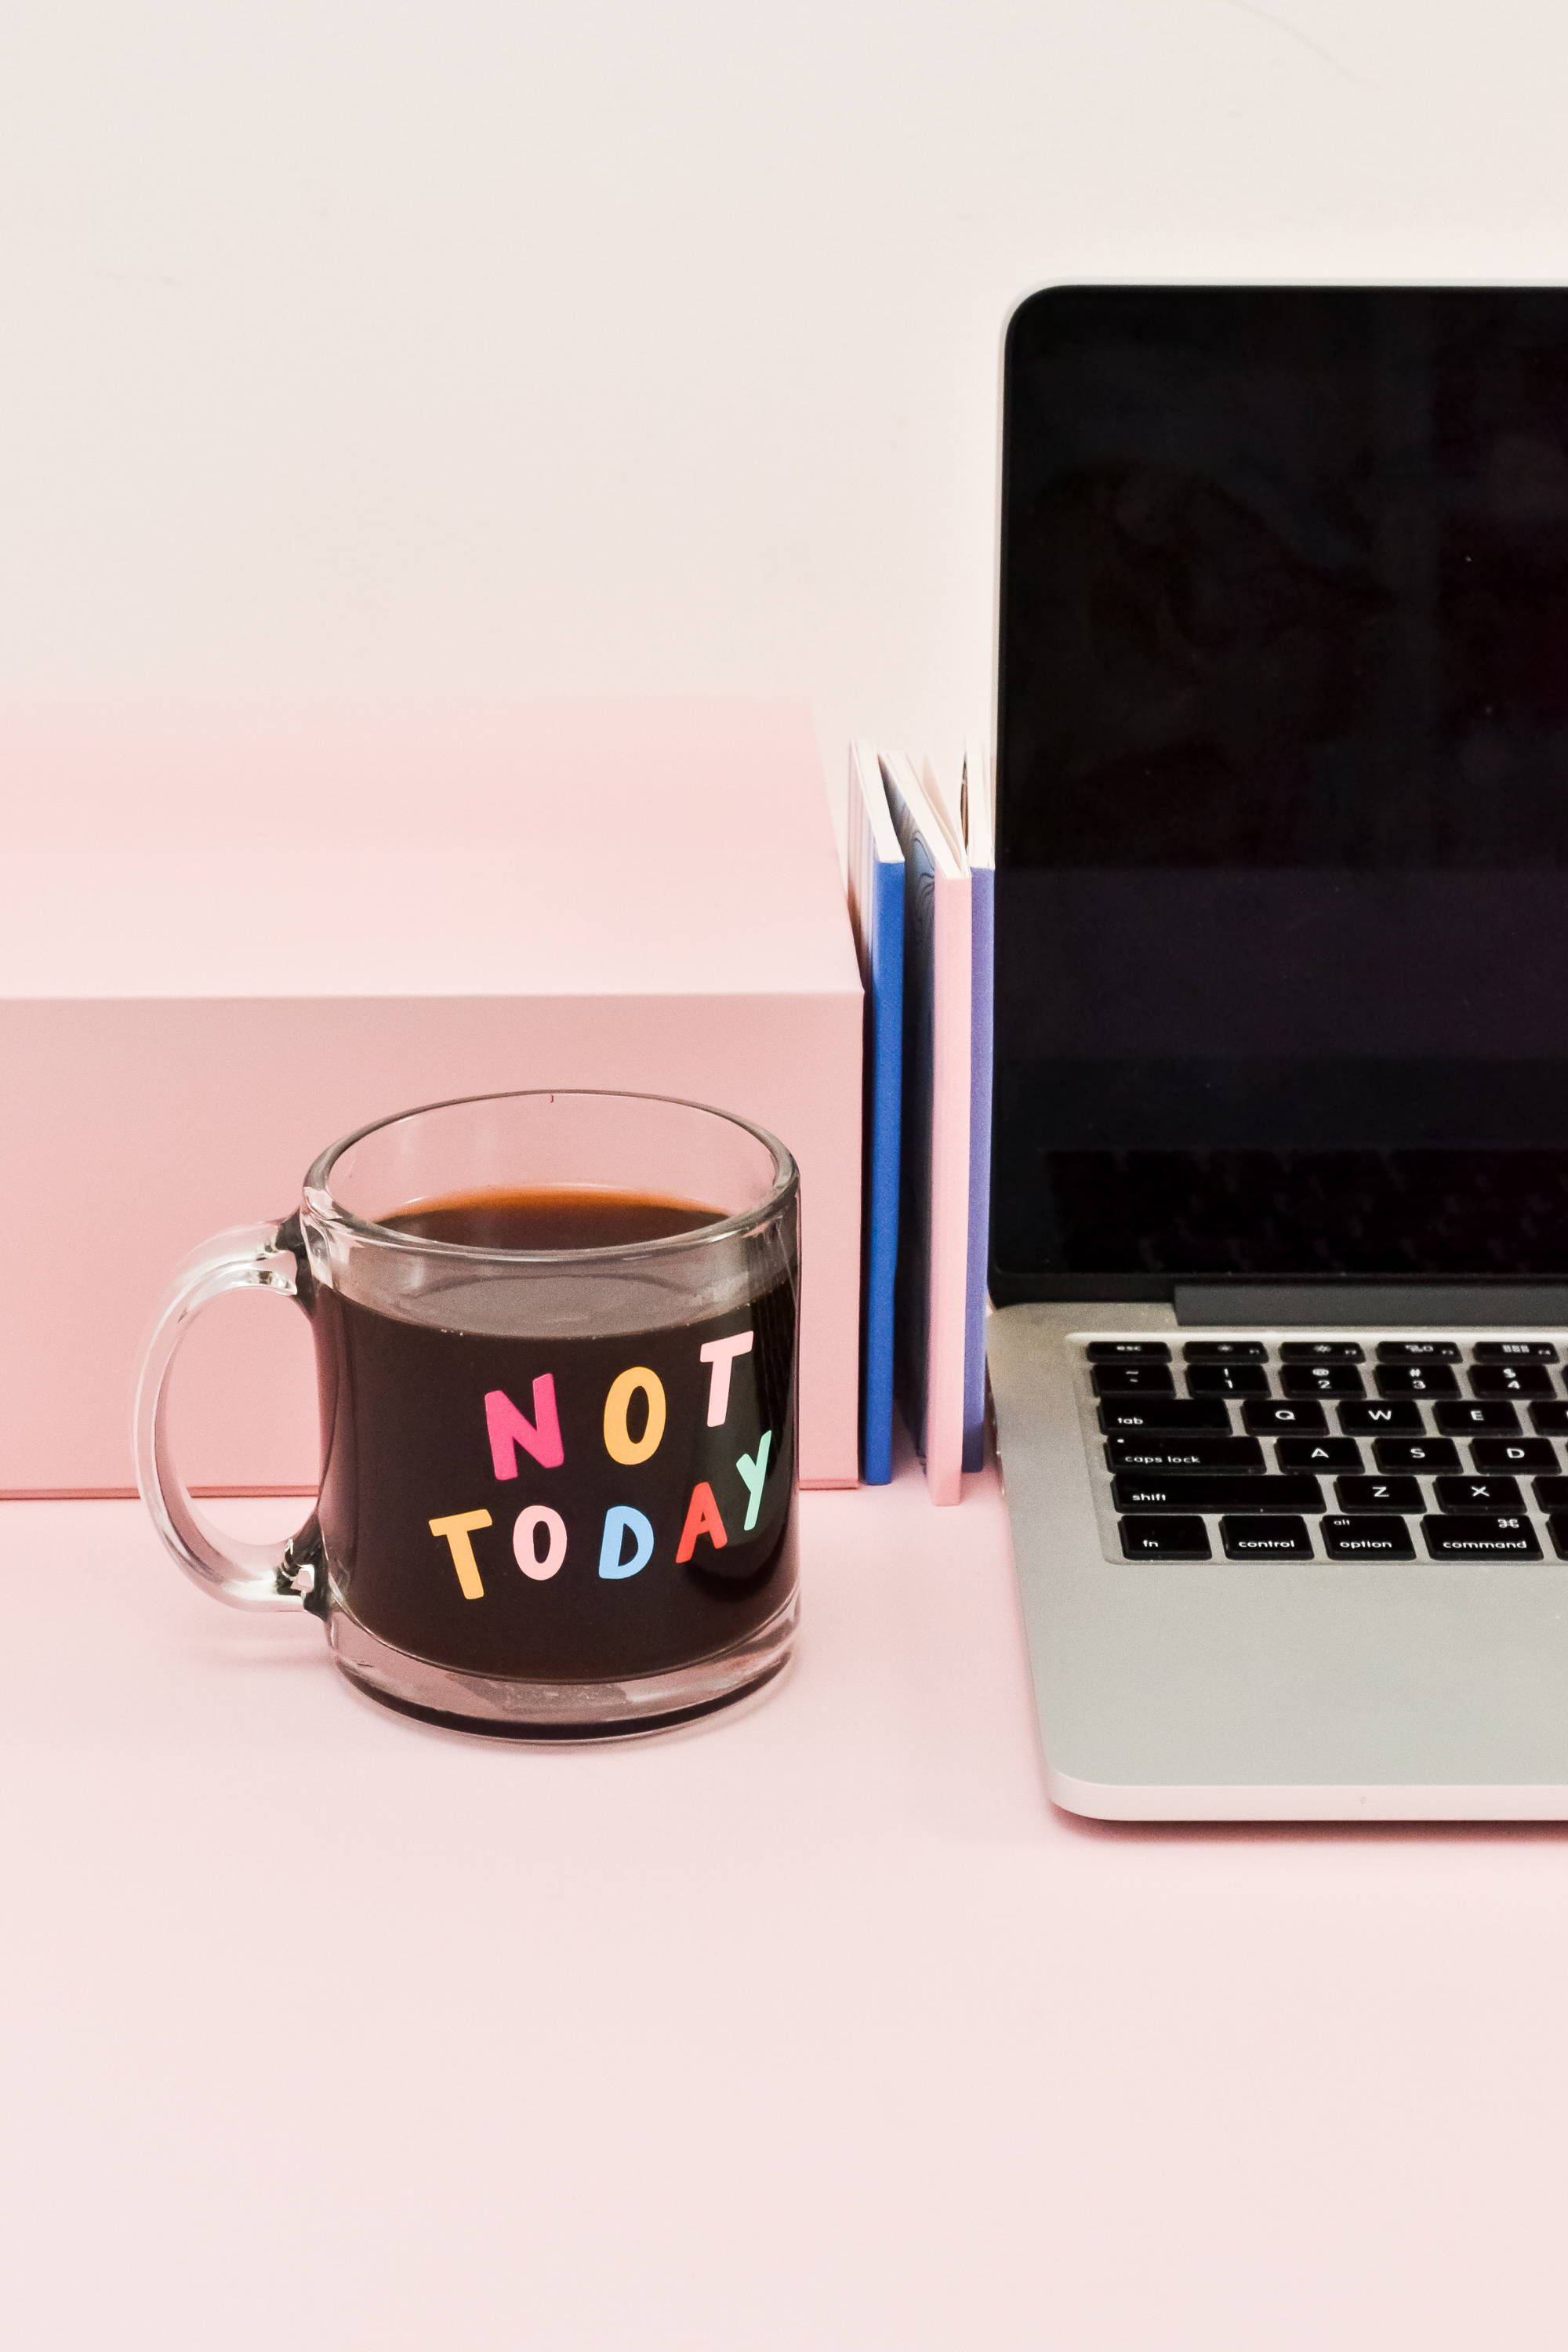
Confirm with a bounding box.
[598,1504,655,1580]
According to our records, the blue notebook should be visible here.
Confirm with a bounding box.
[960,743,995,1472]
[883,753,971,1504]
[846,743,906,1483]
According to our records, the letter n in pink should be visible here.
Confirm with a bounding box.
[485,1379,564,1478]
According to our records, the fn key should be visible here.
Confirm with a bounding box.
[1120,1515,1210,1561]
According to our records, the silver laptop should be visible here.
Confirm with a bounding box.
[987,285,1568,1820]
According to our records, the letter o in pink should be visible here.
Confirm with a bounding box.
[513,1504,568,1581]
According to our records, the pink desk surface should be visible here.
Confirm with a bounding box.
[5,1467,1568,2349]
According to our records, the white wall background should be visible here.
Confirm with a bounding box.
[5,2,1568,782]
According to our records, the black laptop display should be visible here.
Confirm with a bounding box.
[994,285,1568,1299]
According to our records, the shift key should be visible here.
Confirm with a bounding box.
[1111,1473,1323,1513]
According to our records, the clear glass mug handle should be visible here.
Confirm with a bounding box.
[132,1215,321,1610]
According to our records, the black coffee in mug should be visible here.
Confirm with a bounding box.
[313,1185,797,1682]
[135,1093,800,1737]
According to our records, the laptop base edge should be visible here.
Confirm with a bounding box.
[1046,1765,1568,1824]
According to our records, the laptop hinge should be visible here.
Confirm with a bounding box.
[1175,1282,1568,1327]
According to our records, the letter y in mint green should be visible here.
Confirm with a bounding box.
[735,1430,772,1533]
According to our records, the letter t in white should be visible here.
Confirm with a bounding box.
[699,1330,754,1427]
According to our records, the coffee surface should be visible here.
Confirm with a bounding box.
[387,1185,723,1252]
[310,1185,797,1681]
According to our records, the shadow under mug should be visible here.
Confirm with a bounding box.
[134,1090,800,1737]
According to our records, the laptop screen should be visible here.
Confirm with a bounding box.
[994,284,1568,1298]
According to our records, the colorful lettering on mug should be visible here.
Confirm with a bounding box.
[429,1508,494,1599]
[699,1330,754,1426]
[422,1323,772,1599]
[674,1480,728,1564]
[735,1428,772,1534]
[602,1367,666,1466]
[513,1504,568,1581]
[598,1504,655,1579]
[485,1378,564,1477]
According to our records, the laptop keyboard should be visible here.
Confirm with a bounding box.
[1078,1334,1568,1563]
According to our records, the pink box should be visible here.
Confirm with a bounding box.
[0,702,862,1494]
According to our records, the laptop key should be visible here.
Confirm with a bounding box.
[1548,1515,1568,1561]
[1243,1399,1327,1433]
[1374,1436,1461,1471]
[1221,1515,1313,1560]
[1323,1515,1415,1560]
[1087,1341,1171,1361]
[1533,1475,1568,1509]
[1119,1515,1210,1561]
[1435,1402,1520,1433]
[1434,1474,1525,1512]
[1183,1340,1267,1362]
[1340,1401,1422,1433]
[1279,1341,1364,1362]
[1470,1364,1551,1397]
[1475,1341,1558,1361]
[1091,1363,1175,1396]
[1422,1514,1542,1560]
[1472,1438,1556,1471]
[1336,1474,1422,1512]
[1277,1436,1362,1468]
[1374,1364,1458,1398]
[1105,1436,1265,1472]
[1279,1365,1363,1396]
[1112,1474,1323,1513]
[1186,1363,1270,1396]
[1377,1340,1461,1362]
[1530,1403,1568,1433]
[1098,1400,1232,1432]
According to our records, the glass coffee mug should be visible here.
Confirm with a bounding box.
[135,1091,800,1736]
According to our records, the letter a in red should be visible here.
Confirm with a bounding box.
[674,1480,728,1564]
[485,1378,565,1478]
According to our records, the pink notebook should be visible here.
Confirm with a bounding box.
[879,753,971,1505]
